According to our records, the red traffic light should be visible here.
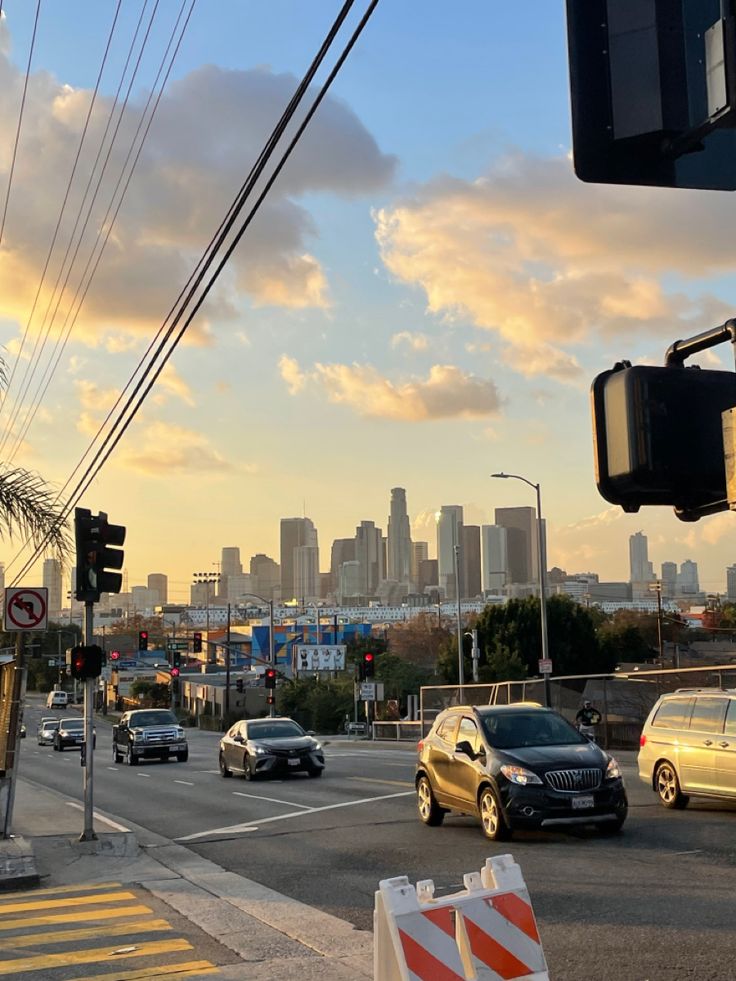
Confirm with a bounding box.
[138,630,149,651]
[264,667,277,689]
[362,652,375,678]
[364,653,374,663]
[110,650,120,661]
[170,666,180,678]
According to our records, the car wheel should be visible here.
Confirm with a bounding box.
[219,752,232,778]
[113,745,123,763]
[416,775,444,827]
[655,761,688,809]
[127,747,138,766]
[242,753,254,779]
[479,786,511,841]
[177,750,188,763]
[308,768,323,778]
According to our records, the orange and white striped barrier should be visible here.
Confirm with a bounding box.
[374,853,549,981]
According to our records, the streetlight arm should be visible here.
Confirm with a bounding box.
[491,472,539,492]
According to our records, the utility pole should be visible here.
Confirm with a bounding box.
[80,600,96,842]
[224,603,231,720]
[2,632,26,839]
[652,580,664,662]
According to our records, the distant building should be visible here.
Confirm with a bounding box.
[330,538,355,597]
[280,517,318,602]
[387,487,412,586]
[661,561,677,599]
[482,525,508,592]
[147,573,168,606]
[411,541,429,592]
[437,505,464,600]
[494,507,542,585]
[131,586,158,611]
[354,520,384,595]
[629,531,655,599]
[678,560,700,596]
[462,525,482,598]
[42,558,62,620]
[727,565,736,603]
[418,558,438,593]
[294,544,320,603]
[249,554,280,599]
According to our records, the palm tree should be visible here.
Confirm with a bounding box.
[0,466,69,562]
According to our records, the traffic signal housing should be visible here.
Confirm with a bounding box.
[193,632,202,654]
[363,652,375,679]
[68,645,104,680]
[109,650,120,662]
[138,630,149,651]
[74,508,126,602]
[591,361,736,520]
[264,667,277,689]
[235,678,244,693]
[172,651,181,669]
[170,666,180,678]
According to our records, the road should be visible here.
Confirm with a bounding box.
[18,696,736,979]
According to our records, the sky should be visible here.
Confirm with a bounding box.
[0,0,735,604]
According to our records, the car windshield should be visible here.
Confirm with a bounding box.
[248,720,305,740]
[480,711,586,749]
[62,719,84,730]
[128,711,177,727]
[42,721,59,731]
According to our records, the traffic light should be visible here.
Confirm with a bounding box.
[172,651,181,669]
[170,666,180,678]
[235,678,244,693]
[266,694,275,706]
[264,667,277,689]
[591,361,736,520]
[363,652,375,679]
[110,650,120,662]
[68,645,104,680]
[566,0,736,190]
[74,508,126,602]
[193,632,202,654]
[138,630,149,651]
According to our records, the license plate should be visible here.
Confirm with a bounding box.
[572,795,594,809]
[288,758,300,766]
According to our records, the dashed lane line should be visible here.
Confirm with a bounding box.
[174,780,195,786]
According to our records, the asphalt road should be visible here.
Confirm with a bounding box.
[19,696,736,979]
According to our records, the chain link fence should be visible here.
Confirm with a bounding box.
[420,664,736,749]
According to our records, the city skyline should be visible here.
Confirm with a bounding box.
[0,4,735,601]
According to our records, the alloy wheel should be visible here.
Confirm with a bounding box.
[417,778,432,821]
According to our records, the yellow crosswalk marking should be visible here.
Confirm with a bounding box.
[0,890,136,915]
[67,960,219,981]
[349,776,414,787]
[0,881,122,900]
[0,917,171,949]
[0,937,193,975]
[0,904,153,932]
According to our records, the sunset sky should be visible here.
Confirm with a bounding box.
[1,1,735,604]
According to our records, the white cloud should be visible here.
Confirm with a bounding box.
[118,420,237,476]
[278,355,306,395]
[390,331,429,351]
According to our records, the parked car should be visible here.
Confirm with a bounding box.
[46,690,69,709]
[219,717,325,780]
[112,709,188,765]
[38,719,59,745]
[54,718,95,751]
[639,688,736,809]
[416,704,627,840]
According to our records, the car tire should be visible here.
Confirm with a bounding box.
[242,753,255,780]
[655,761,688,809]
[177,750,188,763]
[219,752,232,778]
[308,768,323,778]
[416,775,445,827]
[127,747,138,766]
[113,745,123,764]
[479,786,511,841]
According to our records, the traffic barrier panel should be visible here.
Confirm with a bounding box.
[374,853,548,981]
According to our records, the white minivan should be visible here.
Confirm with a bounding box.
[46,690,69,709]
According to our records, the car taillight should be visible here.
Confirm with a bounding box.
[640,734,647,747]
[417,739,424,753]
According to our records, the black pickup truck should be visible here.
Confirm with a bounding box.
[112,708,188,765]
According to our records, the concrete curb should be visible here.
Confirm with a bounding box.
[0,835,39,891]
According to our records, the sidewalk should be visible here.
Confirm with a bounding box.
[2,777,374,981]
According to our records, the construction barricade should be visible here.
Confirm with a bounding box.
[374,853,549,981]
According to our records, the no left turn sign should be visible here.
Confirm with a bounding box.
[4,587,48,631]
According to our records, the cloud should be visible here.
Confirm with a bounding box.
[0,57,395,347]
[390,331,429,351]
[118,420,237,476]
[281,358,502,421]
[374,154,733,379]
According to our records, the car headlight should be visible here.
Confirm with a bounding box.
[312,741,322,752]
[176,727,185,739]
[606,757,622,779]
[500,764,543,786]
[251,744,268,755]
[131,729,144,741]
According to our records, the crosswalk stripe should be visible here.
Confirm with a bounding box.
[66,959,219,981]
[0,890,137,915]
[349,776,414,787]
[0,904,153,932]
[0,881,122,900]
[0,937,193,975]
[0,917,171,950]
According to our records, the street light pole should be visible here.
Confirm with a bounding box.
[492,472,551,708]
[453,542,465,688]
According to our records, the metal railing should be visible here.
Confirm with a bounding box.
[372,720,422,741]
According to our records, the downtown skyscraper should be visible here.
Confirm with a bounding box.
[387,487,412,585]
[280,517,319,603]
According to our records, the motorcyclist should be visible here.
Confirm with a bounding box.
[575,700,602,740]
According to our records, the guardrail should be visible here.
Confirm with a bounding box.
[372,720,422,742]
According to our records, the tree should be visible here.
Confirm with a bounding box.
[0,466,69,559]
[386,614,452,671]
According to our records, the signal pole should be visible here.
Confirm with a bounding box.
[80,600,96,842]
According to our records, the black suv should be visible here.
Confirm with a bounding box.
[416,704,627,840]
[112,709,188,765]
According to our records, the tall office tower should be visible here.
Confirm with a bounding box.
[629,531,655,598]
[294,544,320,603]
[462,525,482,598]
[661,561,677,599]
[250,554,280,599]
[437,505,464,600]
[330,538,355,596]
[387,487,412,584]
[131,586,158,611]
[280,517,318,602]
[482,525,508,592]
[147,573,168,606]
[411,541,429,592]
[338,560,362,603]
[354,520,384,595]
[220,547,242,600]
[678,560,700,596]
[227,573,253,602]
[495,507,539,584]
[418,558,439,593]
[727,565,736,602]
[42,558,62,619]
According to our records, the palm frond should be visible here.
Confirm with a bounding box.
[0,467,70,560]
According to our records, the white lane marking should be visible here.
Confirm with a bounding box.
[195,769,221,774]
[107,767,119,771]
[174,780,195,786]
[672,849,702,856]
[65,802,130,832]
[177,789,414,841]
[137,773,151,778]
[232,792,312,809]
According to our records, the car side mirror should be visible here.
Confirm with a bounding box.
[455,739,475,759]
[233,734,243,743]
[307,730,316,736]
